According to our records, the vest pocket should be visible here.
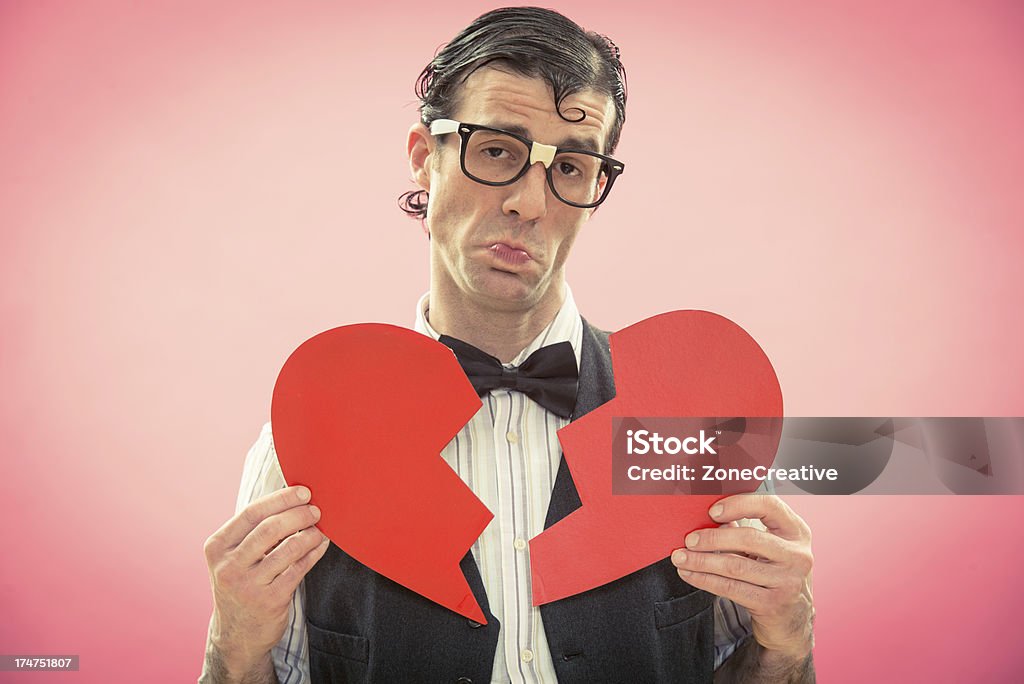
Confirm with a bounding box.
[307,619,370,663]
[654,590,714,630]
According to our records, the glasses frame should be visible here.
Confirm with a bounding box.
[429,118,625,209]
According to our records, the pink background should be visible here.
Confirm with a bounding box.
[2,1,1022,681]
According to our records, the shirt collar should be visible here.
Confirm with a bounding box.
[414,285,583,370]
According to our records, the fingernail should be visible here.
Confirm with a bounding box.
[685,532,700,548]
[310,505,321,519]
[672,550,687,566]
[297,487,311,502]
[709,504,724,519]
[678,568,693,577]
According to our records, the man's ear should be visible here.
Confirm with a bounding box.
[407,122,434,192]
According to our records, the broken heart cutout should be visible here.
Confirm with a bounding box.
[271,311,781,618]
[530,310,783,605]
[271,324,491,623]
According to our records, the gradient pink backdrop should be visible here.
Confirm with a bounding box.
[2,1,1022,682]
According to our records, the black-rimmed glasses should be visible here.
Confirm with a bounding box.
[429,119,624,209]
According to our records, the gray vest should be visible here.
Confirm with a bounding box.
[304,320,715,683]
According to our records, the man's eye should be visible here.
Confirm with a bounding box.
[558,161,581,176]
[483,147,512,159]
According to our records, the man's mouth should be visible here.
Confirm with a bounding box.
[488,243,532,266]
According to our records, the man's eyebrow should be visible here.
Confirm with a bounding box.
[485,122,602,153]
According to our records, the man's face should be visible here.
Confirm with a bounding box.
[412,67,616,316]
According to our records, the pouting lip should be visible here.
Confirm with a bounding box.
[483,241,534,260]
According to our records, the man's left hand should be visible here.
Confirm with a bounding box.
[670,494,815,662]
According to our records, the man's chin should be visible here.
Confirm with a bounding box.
[472,271,543,309]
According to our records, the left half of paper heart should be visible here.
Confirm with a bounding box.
[271,323,492,623]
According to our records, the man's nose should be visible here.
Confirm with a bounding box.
[501,162,549,221]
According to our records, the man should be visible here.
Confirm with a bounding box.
[202,7,815,683]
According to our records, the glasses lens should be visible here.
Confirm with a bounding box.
[549,152,609,206]
[464,129,531,184]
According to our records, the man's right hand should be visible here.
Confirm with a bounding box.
[203,485,330,681]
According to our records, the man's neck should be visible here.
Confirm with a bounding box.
[427,285,564,364]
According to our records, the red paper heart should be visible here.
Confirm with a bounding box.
[271,324,492,623]
[530,311,783,605]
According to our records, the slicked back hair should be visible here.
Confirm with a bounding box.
[399,7,627,221]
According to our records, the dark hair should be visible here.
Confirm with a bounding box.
[398,6,627,220]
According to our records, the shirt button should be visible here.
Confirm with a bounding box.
[456,678,473,684]
[521,649,534,663]
[514,538,527,551]
[506,431,519,444]
[467,619,483,629]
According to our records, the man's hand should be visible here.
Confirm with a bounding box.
[671,494,815,668]
[203,485,330,682]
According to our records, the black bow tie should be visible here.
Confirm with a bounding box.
[438,335,579,419]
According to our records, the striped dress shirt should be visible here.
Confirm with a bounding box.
[202,286,756,683]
